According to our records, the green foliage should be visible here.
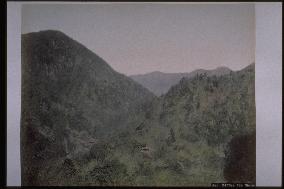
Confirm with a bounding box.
[224,132,256,183]
[88,159,129,186]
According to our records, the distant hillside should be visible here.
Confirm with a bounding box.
[130,67,232,96]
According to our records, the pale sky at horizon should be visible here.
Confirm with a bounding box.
[22,3,255,75]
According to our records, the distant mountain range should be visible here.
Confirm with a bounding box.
[130,67,232,96]
[21,30,255,186]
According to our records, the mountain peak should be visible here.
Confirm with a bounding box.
[215,66,231,71]
[23,29,67,37]
[241,62,255,72]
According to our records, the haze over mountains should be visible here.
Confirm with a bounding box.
[130,67,232,96]
[21,30,255,186]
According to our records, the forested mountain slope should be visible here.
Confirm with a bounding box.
[21,30,155,185]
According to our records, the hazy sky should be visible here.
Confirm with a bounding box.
[22,3,255,75]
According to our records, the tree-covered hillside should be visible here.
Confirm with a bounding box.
[107,63,255,186]
[21,30,155,185]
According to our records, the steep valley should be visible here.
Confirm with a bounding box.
[21,30,255,186]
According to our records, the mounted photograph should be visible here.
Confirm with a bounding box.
[21,2,256,186]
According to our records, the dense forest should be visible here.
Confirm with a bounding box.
[21,30,255,186]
